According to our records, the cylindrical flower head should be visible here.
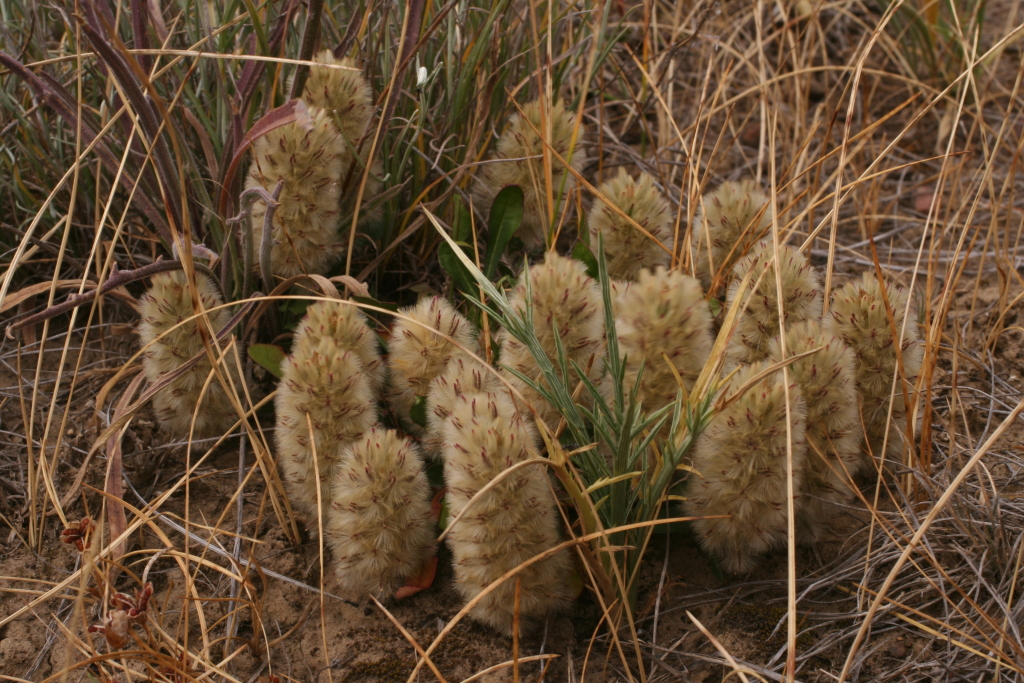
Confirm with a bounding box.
[138,271,240,438]
[299,51,374,145]
[614,267,713,412]
[387,297,477,434]
[691,180,771,289]
[826,272,923,462]
[326,428,436,599]
[425,350,500,456]
[498,252,604,431]
[589,169,672,280]
[293,300,385,394]
[247,107,346,279]
[768,321,862,542]
[725,241,823,366]
[442,390,573,634]
[473,99,583,249]
[275,336,377,523]
[686,362,808,573]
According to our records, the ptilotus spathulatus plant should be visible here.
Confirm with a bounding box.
[589,169,672,280]
[686,362,808,573]
[387,297,476,435]
[276,309,378,522]
[138,271,240,438]
[768,320,862,541]
[826,272,923,463]
[292,300,385,393]
[473,99,583,249]
[691,180,771,290]
[326,428,436,599]
[499,252,604,430]
[725,241,823,367]
[441,390,573,634]
[613,267,713,412]
[246,106,345,279]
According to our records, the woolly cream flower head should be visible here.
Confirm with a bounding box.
[137,271,239,438]
[589,169,672,280]
[326,428,435,599]
[275,336,377,523]
[826,272,923,461]
[441,390,573,634]
[768,320,862,541]
[614,267,713,411]
[724,241,823,366]
[498,252,604,430]
[293,299,384,394]
[425,350,499,455]
[691,180,771,289]
[246,107,345,279]
[686,362,808,573]
[472,99,583,249]
[387,297,477,434]
[300,51,374,145]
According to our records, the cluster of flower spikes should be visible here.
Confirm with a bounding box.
[498,251,605,432]
[276,300,434,595]
[724,241,823,367]
[246,51,376,279]
[386,297,476,440]
[137,270,240,438]
[473,99,583,249]
[612,266,714,414]
[589,168,673,280]
[826,272,923,464]
[768,320,863,542]
[439,385,574,634]
[686,362,809,574]
[691,180,771,291]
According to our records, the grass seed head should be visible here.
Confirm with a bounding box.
[768,320,862,541]
[137,271,239,438]
[687,362,808,573]
[499,252,604,430]
[473,99,583,249]
[387,297,477,434]
[326,428,436,599]
[589,169,672,280]
[275,335,377,523]
[691,180,771,289]
[441,390,573,634]
[725,241,823,366]
[614,266,713,411]
[826,272,923,462]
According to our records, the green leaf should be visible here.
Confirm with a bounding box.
[439,242,478,295]
[573,241,599,279]
[409,394,428,429]
[248,344,285,378]
[708,296,723,317]
[482,185,524,279]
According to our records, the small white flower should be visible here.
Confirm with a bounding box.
[417,65,428,87]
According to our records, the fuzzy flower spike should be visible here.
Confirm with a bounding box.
[138,271,240,438]
[613,267,714,412]
[589,169,673,280]
[473,99,583,249]
[686,362,808,573]
[326,428,436,599]
[826,272,923,463]
[768,320,862,542]
[691,180,771,290]
[442,389,573,634]
[499,252,604,431]
[724,241,823,367]
[387,297,477,434]
[292,299,385,393]
[275,306,378,523]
